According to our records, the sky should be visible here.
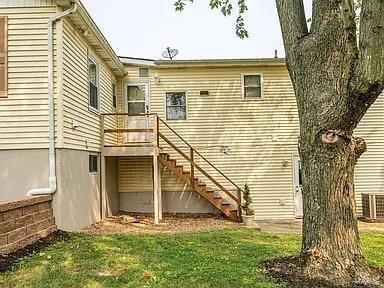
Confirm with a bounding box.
[81,0,312,60]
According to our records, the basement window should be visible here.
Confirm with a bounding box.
[242,74,262,99]
[89,154,98,174]
[166,92,186,120]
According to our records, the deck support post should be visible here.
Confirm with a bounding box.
[100,154,107,220]
[158,160,163,221]
[153,151,162,225]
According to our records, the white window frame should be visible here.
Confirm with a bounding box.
[165,91,188,121]
[89,153,98,175]
[88,55,100,113]
[241,73,263,100]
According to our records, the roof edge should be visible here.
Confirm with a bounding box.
[56,0,126,76]
[153,58,287,68]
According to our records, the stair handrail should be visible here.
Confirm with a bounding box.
[159,132,239,204]
[157,117,244,195]
[101,113,244,195]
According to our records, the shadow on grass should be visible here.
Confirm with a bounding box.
[8,228,377,288]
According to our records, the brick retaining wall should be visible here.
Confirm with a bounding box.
[0,195,56,255]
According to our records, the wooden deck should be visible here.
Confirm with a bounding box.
[100,112,243,224]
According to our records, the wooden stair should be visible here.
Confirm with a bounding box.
[159,152,240,222]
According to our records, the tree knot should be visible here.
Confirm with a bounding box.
[321,130,351,144]
[353,137,367,160]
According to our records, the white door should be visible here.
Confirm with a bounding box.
[293,155,303,218]
[125,83,149,143]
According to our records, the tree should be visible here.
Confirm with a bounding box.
[176,0,384,286]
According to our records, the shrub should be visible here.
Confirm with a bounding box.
[242,183,254,215]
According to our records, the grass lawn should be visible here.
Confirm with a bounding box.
[0,229,383,288]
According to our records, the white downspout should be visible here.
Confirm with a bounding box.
[27,3,77,196]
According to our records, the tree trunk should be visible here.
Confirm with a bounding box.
[273,0,384,286]
[299,122,377,286]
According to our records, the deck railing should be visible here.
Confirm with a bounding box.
[101,112,244,218]
[101,113,158,147]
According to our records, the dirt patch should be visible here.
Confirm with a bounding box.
[82,212,242,235]
[0,230,69,272]
[263,256,384,288]
[358,221,384,232]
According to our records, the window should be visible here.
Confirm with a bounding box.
[242,74,262,99]
[88,57,99,110]
[127,85,146,114]
[166,92,186,120]
[139,67,149,77]
[112,82,117,108]
[0,16,8,98]
[89,154,98,173]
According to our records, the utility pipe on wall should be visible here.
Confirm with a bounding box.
[27,3,77,196]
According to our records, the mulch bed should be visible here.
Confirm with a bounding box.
[0,230,69,272]
[82,212,242,235]
[263,256,384,288]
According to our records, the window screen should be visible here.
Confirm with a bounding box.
[243,74,262,98]
[127,85,146,114]
[166,92,186,120]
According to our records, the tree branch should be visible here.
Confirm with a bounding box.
[353,0,384,96]
[275,0,308,64]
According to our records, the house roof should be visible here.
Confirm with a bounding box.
[154,58,287,68]
[119,56,156,67]
[56,1,286,73]
[119,57,287,69]
[55,0,126,76]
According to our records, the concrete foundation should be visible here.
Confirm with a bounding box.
[1,149,220,231]
[0,149,49,202]
[0,148,103,231]
[119,191,218,214]
[54,149,101,231]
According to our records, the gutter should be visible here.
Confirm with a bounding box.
[153,58,287,69]
[27,3,78,196]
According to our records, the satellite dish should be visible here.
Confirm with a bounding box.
[162,47,178,60]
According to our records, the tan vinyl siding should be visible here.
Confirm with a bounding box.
[61,18,117,151]
[118,157,153,193]
[120,64,384,219]
[355,98,384,214]
[0,0,55,6]
[0,3,57,149]
[0,16,8,98]
[118,156,192,194]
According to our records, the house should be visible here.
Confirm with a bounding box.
[0,0,383,231]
